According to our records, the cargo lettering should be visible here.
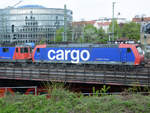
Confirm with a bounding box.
[48,49,90,63]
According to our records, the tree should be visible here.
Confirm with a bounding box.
[55,26,73,42]
[84,24,98,43]
[55,27,64,42]
[108,21,140,41]
[108,20,121,40]
[39,37,46,44]
[72,24,84,42]
[121,22,140,41]
[96,27,108,43]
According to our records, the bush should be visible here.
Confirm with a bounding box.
[1,85,150,113]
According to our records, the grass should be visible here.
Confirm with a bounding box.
[0,85,150,113]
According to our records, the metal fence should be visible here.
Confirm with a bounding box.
[0,66,149,86]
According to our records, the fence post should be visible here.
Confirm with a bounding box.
[35,86,37,96]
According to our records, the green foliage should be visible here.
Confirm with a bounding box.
[92,85,110,96]
[96,37,108,44]
[1,85,150,113]
[80,24,108,43]
[55,21,141,43]
[76,37,85,43]
[109,20,121,39]
[96,27,108,43]
[39,37,46,44]
[97,27,106,38]
[121,22,140,41]
[56,27,64,42]
[108,21,140,41]
[92,87,100,96]
[55,27,72,42]
[100,85,110,94]
[126,86,142,93]
[124,82,150,94]
[84,24,98,43]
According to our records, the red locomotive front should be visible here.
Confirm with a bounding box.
[119,44,144,65]
[13,46,32,62]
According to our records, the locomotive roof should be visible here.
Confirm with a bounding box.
[0,43,32,47]
[46,43,119,48]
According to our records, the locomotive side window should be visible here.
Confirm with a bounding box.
[144,23,150,34]
[127,48,131,53]
[16,48,18,53]
[30,48,32,53]
[21,48,24,53]
[37,48,40,53]
[3,48,9,53]
[24,48,28,53]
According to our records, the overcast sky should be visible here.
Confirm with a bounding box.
[1,0,150,21]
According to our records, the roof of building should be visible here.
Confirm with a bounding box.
[97,22,111,26]
[72,21,96,26]
[132,17,150,22]
[117,37,129,41]
[18,5,45,8]
[72,21,111,28]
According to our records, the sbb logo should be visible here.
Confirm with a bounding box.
[48,49,90,63]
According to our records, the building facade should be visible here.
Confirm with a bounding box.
[132,17,150,45]
[0,5,72,45]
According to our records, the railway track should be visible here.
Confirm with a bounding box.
[0,65,150,86]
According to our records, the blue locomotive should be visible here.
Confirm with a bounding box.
[32,43,144,66]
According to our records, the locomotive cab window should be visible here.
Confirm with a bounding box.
[30,48,32,53]
[136,46,143,55]
[37,48,40,53]
[127,48,131,53]
[3,48,9,53]
[21,48,28,53]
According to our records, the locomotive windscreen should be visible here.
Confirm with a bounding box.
[136,46,144,55]
[144,23,150,34]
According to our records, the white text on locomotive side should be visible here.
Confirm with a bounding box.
[48,49,90,63]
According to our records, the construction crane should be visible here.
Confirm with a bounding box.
[7,0,23,8]
[3,0,23,42]
[13,0,23,7]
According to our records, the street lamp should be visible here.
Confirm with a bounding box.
[64,4,67,42]
[112,2,116,41]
